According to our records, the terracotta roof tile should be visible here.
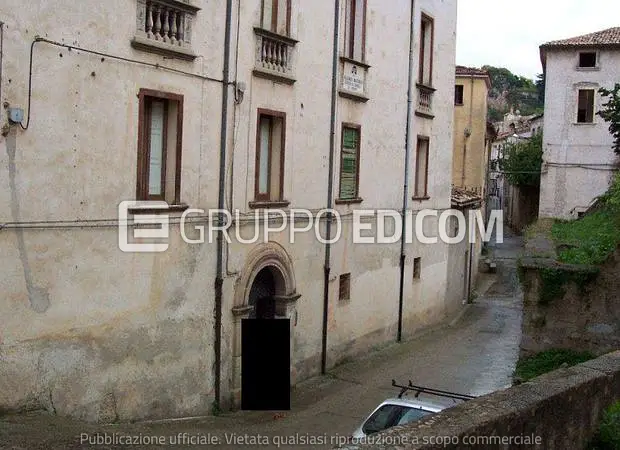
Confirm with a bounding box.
[541,27,620,49]
[455,66,489,77]
[451,186,482,209]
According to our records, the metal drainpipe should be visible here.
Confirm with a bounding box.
[397,0,416,343]
[0,22,4,110]
[461,74,474,187]
[467,238,474,303]
[321,0,340,375]
[214,0,234,411]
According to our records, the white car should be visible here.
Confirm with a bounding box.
[351,397,444,438]
[351,381,475,439]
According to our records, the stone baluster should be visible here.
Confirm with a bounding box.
[170,10,178,45]
[146,2,154,39]
[162,7,170,42]
[153,5,161,40]
[178,13,185,45]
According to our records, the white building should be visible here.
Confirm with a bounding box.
[0,0,458,422]
[539,27,620,219]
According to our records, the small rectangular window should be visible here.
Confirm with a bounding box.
[339,273,351,300]
[137,89,183,203]
[261,0,291,36]
[345,0,367,61]
[455,85,464,105]
[577,89,595,123]
[255,110,286,202]
[339,125,361,200]
[578,52,597,68]
[413,257,421,280]
[418,14,434,87]
[414,137,429,198]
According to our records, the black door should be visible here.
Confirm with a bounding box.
[241,268,291,410]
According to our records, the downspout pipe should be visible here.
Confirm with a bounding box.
[0,22,4,109]
[321,0,340,375]
[397,0,416,343]
[214,0,234,411]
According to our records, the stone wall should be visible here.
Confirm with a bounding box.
[504,183,540,234]
[519,248,620,357]
[338,351,620,449]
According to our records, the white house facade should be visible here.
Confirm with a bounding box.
[0,0,457,422]
[539,27,620,219]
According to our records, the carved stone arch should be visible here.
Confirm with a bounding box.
[233,242,298,309]
[229,242,301,409]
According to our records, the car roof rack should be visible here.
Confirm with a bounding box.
[391,380,476,402]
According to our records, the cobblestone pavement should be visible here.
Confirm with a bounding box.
[1,232,524,450]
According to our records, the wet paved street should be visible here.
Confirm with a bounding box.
[1,233,524,450]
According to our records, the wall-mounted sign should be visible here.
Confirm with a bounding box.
[342,61,366,94]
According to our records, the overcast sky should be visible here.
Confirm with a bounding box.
[456,0,620,80]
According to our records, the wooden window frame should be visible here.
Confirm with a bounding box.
[418,13,434,88]
[455,84,464,105]
[338,123,362,202]
[345,0,367,62]
[136,89,184,204]
[260,0,292,36]
[339,273,351,301]
[413,136,430,200]
[576,89,595,124]
[254,108,286,203]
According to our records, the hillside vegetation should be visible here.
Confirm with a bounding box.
[482,65,544,122]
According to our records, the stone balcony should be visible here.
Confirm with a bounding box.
[415,83,435,118]
[132,0,200,61]
[253,28,298,85]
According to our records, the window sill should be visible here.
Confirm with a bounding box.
[455,103,464,106]
[573,122,597,126]
[415,111,435,119]
[335,197,364,205]
[129,203,190,214]
[249,200,291,209]
[338,90,369,103]
[412,196,430,201]
[576,66,600,71]
[416,83,436,92]
[131,35,197,61]
[253,27,299,45]
[253,68,296,85]
[339,55,371,70]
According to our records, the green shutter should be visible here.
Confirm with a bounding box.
[340,128,359,199]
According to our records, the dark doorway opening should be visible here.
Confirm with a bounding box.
[248,267,276,319]
[241,266,291,410]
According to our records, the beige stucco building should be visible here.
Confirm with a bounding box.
[452,66,492,194]
[0,0,458,422]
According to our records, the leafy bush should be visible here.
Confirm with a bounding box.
[552,173,620,265]
[589,401,620,450]
[598,84,620,156]
[514,349,595,382]
[497,132,543,187]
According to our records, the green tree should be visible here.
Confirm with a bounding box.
[535,73,545,104]
[497,132,543,186]
[597,84,620,155]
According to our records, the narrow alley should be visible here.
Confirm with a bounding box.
[0,232,524,450]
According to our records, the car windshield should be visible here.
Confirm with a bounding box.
[362,404,433,435]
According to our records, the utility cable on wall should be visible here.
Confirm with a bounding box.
[18,36,231,130]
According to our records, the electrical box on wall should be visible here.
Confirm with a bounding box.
[8,108,24,123]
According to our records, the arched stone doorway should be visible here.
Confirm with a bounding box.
[230,243,301,409]
[248,267,278,319]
